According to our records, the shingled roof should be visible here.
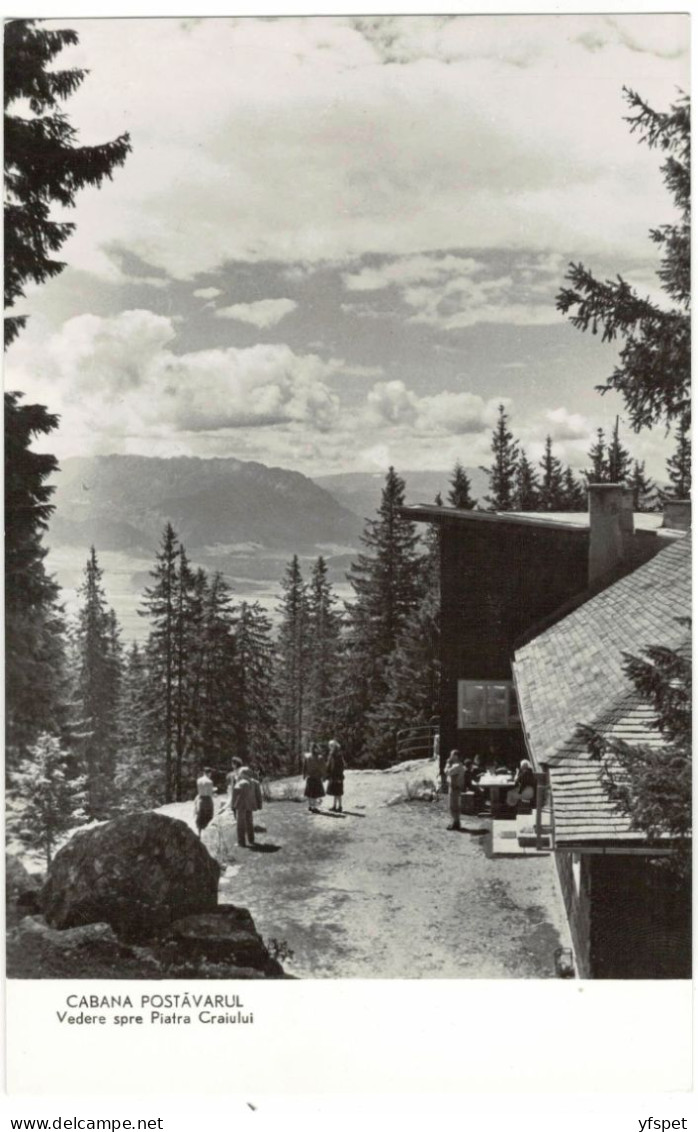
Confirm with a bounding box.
[512,532,691,769]
[547,689,670,845]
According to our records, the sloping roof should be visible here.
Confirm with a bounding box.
[512,532,691,769]
[548,689,669,845]
[403,503,685,539]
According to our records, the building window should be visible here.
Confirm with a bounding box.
[457,680,520,729]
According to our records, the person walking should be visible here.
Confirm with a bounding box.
[194,766,216,837]
[302,742,326,813]
[231,765,263,848]
[445,749,465,831]
[325,738,345,813]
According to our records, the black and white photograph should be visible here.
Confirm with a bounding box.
[4,8,691,1055]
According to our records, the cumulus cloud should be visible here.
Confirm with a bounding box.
[366,379,503,435]
[193,287,223,300]
[214,298,298,328]
[10,310,341,444]
[344,251,565,328]
[544,407,592,441]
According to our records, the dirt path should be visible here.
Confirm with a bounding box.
[162,765,571,979]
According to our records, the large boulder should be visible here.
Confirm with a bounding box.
[42,813,220,940]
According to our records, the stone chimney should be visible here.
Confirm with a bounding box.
[588,484,635,585]
[662,499,692,532]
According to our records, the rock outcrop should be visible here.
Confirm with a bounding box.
[42,813,220,940]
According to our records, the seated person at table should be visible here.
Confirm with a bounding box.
[471,754,485,781]
[462,758,483,804]
[515,758,537,795]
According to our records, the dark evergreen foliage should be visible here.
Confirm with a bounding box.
[4,19,131,346]
[513,449,540,511]
[480,404,519,511]
[557,90,690,431]
[276,555,310,770]
[71,547,122,818]
[8,732,87,867]
[581,631,691,875]
[666,415,691,499]
[448,461,476,509]
[5,392,66,765]
[538,436,565,512]
[305,557,343,745]
[232,601,279,773]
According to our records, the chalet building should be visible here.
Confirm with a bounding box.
[405,487,685,770]
[513,528,691,979]
[407,486,691,979]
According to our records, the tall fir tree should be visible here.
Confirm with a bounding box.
[114,642,161,809]
[606,417,633,484]
[71,547,122,818]
[195,571,238,777]
[666,415,691,498]
[629,460,657,511]
[276,556,310,770]
[480,404,519,511]
[233,601,279,773]
[140,524,179,802]
[305,557,343,743]
[513,449,540,511]
[5,393,66,768]
[344,467,424,762]
[585,427,608,484]
[448,461,476,509]
[559,466,587,511]
[539,436,566,511]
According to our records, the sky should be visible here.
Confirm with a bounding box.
[5,13,690,479]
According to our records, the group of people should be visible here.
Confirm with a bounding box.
[194,759,263,848]
[443,749,536,831]
[302,739,344,813]
[193,737,346,849]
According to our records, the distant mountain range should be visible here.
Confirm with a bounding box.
[45,456,487,640]
[314,468,489,522]
[49,455,362,558]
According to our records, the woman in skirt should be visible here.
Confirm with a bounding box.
[194,766,216,837]
[302,742,326,813]
[325,739,345,813]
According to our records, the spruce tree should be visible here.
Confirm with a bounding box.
[306,557,343,743]
[347,467,423,658]
[557,90,690,431]
[8,733,87,867]
[196,571,238,777]
[72,547,122,818]
[607,417,633,484]
[584,428,608,484]
[581,635,691,875]
[345,468,423,762]
[4,19,131,347]
[666,415,691,498]
[5,393,66,767]
[480,404,519,511]
[629,460,657,511]
[140,524,179,802]
[539,436,566,511]
[233,601,279,773]
[276,556,310,770]
[448,461,476,509]
[513,449,540,511]
[560,466,587,512]
[114,642,161,810]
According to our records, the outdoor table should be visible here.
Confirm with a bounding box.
[477,774,516,817]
